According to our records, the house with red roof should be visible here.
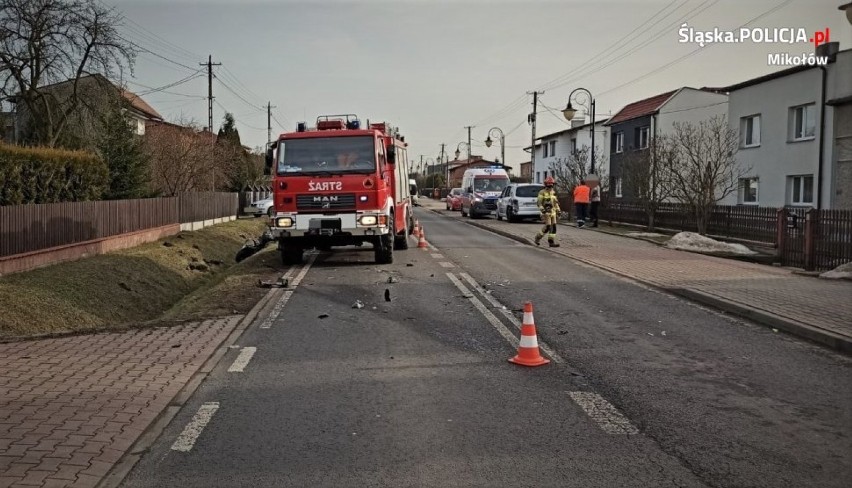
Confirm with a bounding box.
[605,87,728,198]
[8,73,164,144]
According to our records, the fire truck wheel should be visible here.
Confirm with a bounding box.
[394,214,409,250]
[281,246,303,265]
[375,217,394,264]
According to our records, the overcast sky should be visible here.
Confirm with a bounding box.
[111,0,851,173]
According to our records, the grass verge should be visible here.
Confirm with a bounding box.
[0,218,285,339]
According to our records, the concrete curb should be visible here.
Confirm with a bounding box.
[425,205,852,355]
[97,277,286,488]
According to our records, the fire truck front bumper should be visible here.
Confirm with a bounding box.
[268,212,391,239]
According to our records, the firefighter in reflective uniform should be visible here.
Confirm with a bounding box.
[534,176,561,247]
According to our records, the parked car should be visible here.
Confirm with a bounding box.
[244,197,274,217]
[446,188,463,211]
[496,183,544,222]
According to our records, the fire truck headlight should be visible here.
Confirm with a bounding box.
[276,217,293,228]
[359,215,378,226]
[359,195,368,202]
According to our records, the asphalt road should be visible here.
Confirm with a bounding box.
[121,208,852,488]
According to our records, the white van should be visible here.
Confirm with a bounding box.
[409,178,419,205]
[460,167,510,218]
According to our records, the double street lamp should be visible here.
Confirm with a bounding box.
[562,87,597,175]
[484,127,505,168]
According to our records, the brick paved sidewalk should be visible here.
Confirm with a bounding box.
[0,317,240,488]
[418,198,852,344]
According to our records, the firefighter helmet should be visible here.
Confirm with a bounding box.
[544,176,555,187]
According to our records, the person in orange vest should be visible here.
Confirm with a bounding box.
[573,179,591,228]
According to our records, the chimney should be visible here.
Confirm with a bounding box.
[816,41,840,63]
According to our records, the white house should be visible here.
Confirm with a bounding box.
[530,118,611,185]
[721,44,850,209]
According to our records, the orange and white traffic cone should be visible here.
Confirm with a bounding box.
[417,229,429,249]
[413,221,421,238]
[509,302,550,367]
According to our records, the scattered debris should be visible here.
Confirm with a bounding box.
[557,330,568,335]
[352,300,364,309]
[162,241,174,247]
[188,262,209,272]
[387,276,399,284]
[205,259,224,266]
[772,328,778,333]
[235,229,275,263]
[118,282,131,291]
[406,263,414,267]
[192,244,201,250]
[661,331,667,336]
[171,344,181,348]
[319,314,329,319]
[430,274,434,277]
[384,289,391,302]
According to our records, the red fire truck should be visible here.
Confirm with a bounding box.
[264,114,415,264]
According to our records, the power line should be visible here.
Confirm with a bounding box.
[544,0,720,93]
[597,0,794,98]
[538,0,685,91]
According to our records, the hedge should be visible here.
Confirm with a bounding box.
[0,143,108,205]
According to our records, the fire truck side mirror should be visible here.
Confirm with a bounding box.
[386,145,396,164]
[264,148,273,176]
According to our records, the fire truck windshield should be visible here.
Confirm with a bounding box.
[277,136,377,175]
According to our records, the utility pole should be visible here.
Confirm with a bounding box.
[440,143,446,187]
[266,101,277,148]
[465,126,473,162]
[200,55,222,144]
[527,91,543,177]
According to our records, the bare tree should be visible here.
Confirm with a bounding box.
[0,0,135,147]
[145,119,226,196]
[668,116,745,235]
[620,135,678,231]
[548,144,609,194]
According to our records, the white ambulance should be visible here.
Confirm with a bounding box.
[460,167,510,218]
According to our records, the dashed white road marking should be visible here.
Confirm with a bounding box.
[430,253,444,259]
[447,273,518,349]
[171,402,220,452]
[439,262,455,268]
[568,392,639,435]
[260,253,317,329]
[458,272,563,363]
[227,347,257,373]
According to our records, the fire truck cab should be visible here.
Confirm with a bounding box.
[265,115,414,265]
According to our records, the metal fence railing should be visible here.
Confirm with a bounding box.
[598,199,852,271]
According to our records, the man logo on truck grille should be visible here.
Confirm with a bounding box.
[313,196,339,203]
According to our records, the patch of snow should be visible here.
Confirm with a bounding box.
[820,262,852,280]
[665,232,757,255]
[627,232,667,238]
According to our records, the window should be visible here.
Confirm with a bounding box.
[788,175,814,205]
[790,104,816,141]
[535,171,540,183]
[570,138,577,154]
[738,178,759,204]
[615,132,624,153]
[542,143,548,158]
[637,126,650,149]
[614,177,623,198]
[549,141,556,157]
[740,115,760,148]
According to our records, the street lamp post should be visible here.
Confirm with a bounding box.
[484,127,505,169]
[562,88,597,175]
